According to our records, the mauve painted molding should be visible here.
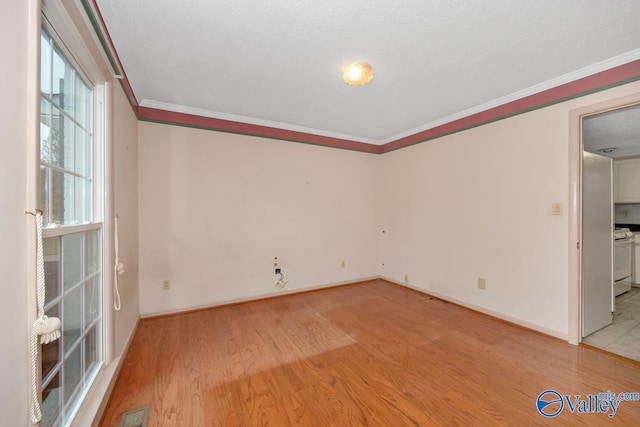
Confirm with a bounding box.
[137,106,384,153]
[138,60,640,154]
[84,0,137,105]
[382,59,640,153]
[88,1,640,154]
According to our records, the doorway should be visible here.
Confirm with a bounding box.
[572,98,640,361]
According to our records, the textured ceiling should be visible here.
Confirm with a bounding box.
[584,104,640,159]
[95,0,640,146]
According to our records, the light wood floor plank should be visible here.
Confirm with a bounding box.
[100,280,640,426]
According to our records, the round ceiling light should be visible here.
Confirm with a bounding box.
[343,62,373,85]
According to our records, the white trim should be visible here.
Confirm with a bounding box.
[70,0,121,78]
[139,99,381,145]
[568,92,640,345]
[42,222,102,238]
[38,2,115,426]
[139,276,379,318]
[384,49,640,144]
[41,0,107,85]
[26,1,42,425]
[70,317,140,427]
[381,276,569,341]
[140,50,640,146]
[102,81,115,364]
[568,109,582,346]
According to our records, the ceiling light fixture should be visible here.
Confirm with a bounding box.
[343,62,373,85]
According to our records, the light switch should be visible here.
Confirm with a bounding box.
[552,202,563,216]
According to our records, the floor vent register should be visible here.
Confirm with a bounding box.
[119,406,149,427]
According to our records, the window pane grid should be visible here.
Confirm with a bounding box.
[40,29,94,229]
[40,229,102,427]
[40,162,92,183]
[41,287,102,425]
[42,363,60,392]
[40,23,103,409]
[41,164,93,226]
[41,372,61,427]
[44,271,100,316]
[40,28,102,427]
[42,362,62,390]
[41,93,92,135]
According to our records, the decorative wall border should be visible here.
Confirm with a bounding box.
[137,106,384,153]
[84,0,640,154]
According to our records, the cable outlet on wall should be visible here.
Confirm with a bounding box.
[477,277,486,290]
[162,279,171,290]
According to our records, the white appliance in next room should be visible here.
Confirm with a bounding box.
[633,232,640,285]
[614,228,633,304]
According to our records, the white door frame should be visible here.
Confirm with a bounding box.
[568,92,640,345]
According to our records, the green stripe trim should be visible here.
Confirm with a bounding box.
[79,0,138,115]
[75,0,640,155]
[381,76,640,154]
[138,117,382,154]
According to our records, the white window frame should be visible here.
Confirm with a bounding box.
[39,23,106,427]
[34,0,116,425]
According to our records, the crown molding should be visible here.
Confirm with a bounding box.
[382,49,640,145]
[139,99,383,146]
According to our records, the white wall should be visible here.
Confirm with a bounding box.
[138,123,379,315]
[378,81,640,338]
[0,1,32,425]
[112,83,140,355]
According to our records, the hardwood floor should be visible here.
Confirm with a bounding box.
[100,280,640,426]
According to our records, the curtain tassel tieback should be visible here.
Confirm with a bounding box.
[29,211,62,424]
[35,315,61,344]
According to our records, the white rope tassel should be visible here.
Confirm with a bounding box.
[34,213,61,344]
[30,212,62,424]
[114,215,125,311]
[30,322,41,423]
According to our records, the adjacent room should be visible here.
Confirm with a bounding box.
[582,104,640,361]
[3,1,640,426]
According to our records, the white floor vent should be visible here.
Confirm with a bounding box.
[119,406,149,427]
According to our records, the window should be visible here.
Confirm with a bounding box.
[39,29,103,427]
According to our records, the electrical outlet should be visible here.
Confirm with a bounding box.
[162,279,170,290]
[341,260,346,268]
[477,278,486,290]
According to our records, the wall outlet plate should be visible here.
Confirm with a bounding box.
[551,202,563,215]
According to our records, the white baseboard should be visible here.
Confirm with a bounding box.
[72,274,568,427]
[71,317,141,427]
[380,275,569,341]
[140,276,380,318]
